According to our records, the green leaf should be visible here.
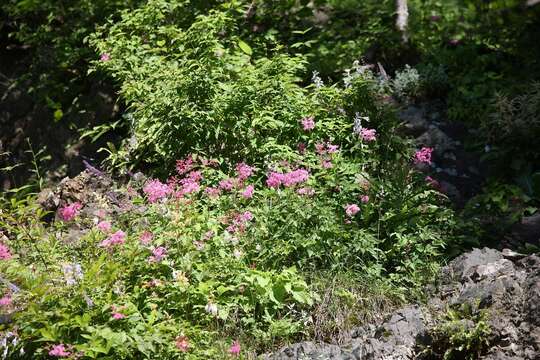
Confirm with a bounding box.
[54,109,63,122]
[237,40,252,56]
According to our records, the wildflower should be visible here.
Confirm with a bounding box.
[0,295,11,307]
[100,53,110,62]
[99,230,126,248]
[229,340,241,356]
[360,195,370,203]
[241,185,254,199]
[301,116,315,131]
[326,143,339,154]
[175,335,190,352]
[0,244,12,260]
[205,187,221,198]
[149,246,167,263]
[233,249,242,259]
[312,70,324,88]
[63,263,83,286]
[266,172,284,188]
[205,302,218,316]
[175,155,194,175]
[49,344,71,357]
[58,202,82,221]
[297,142,306,154]
[297,187,315,196]
[282,169,309,187]
[219,178,234,191]
[96,221,112,232]
[315,142,326,155]
[112,312,125,320]
[345,204,360,217]
[139,231,153,245]
[321,159,333,169]
[143,180,171,203]
[414,147,434,165]
[353,113,370,135]
[236,162,254,180]
[360,128,377,142]
[179,178,200,195]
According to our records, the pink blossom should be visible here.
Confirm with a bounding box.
[241,185,254,199]
[345,204,360,217]
[360,128,377,142]
[112,312,125,320]
[0,244,12,260]
[140,231,153,245]
[236,162,254,180]
[219,178,234,191]
[97,221,112,232]
[360,195,370,203]
[99,230,126,248]
[321,159,333,169]
[100,53,110,62]
[241,211,253,222]
[143,180,171,203]
[0,295,12,306]
[58,202,82,221]
[175,336,189,352]
[283,169,309,187]
[187,170,203,182]
[301,116,315,131]
[266,172,285,188]
[297,142,306,154]
[149,246,167,263]
[326,143,339,154]
[176,155,194,175]
[297,187,315,196]
[180,178,200,195]
[205,187,221,198]
[229,340,241,356]
[49,344,71,357]
[414,147,433,165]
[315,142,326,155]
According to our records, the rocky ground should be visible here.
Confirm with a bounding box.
[266,248,540,359]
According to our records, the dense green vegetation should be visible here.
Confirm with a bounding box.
[0,0,539,358]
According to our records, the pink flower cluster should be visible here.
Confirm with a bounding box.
[301,116,315,131]
[177,171,202,196]
[111,305,126,320]
[100,53,110,62]
[140,231,153,245]
[58,202,82,221]
[205,186,221,198]
[316,142,339,155]
[219,178,234,191]
[360,195,370,203]
[266,169,309,189]
[242,185,254,199]
[414,147,433,165]
[229,340,241,356]
[236,162,254,180]
[149,246,167,263]
[0,295,12,307]
[0,244,12,260]
[175,155,194,175]
[143,180,171,203]
[99,230,126,248]
[345,204,360,217]
[175,335,190,352]
[297,187,315,196]
[97,220,112,232]
[360,128,377,142]
[49,344,71,357]
[227,211,254,233]
[425,176,440,189]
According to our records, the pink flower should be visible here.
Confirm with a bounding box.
[360,128,377,142]
[0,244,12,260]
[143,180,171,203]
[241,185,254,199]
[266,172,285,188]
[97,221,112,232]
[140,231,153,245]
[345,204,360,217]
[176,155,194,175]
[187,170,203,182]
[100,53,110,62]
[297,187,315,196]
[315,142,326,155]
[283,169,309,187]
[149,246,167,263]
[219,178,234,191]
[0,295,12,307]
[180,178,200,195]
[112,312,125,320]
[58,202,82,221]
[321,159,333,169]
[205,187,221,198]
[297,143,306,154]
[301,116,315,131]
[414,147,433,165]
[229,340,241,356]
[236,163,254,180]
[49,344,71,357]
[326,143,339,154]
[175,336,190,352]
[241,211,253,222]
[425,176,440,189]
[99,230,126,248]
[360,195,370,203]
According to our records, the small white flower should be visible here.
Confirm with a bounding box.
[205,302,218,316]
